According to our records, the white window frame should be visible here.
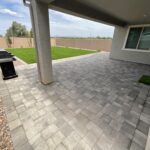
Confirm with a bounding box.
[122,24,150,52]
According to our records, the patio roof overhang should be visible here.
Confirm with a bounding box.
[38,0,150,27]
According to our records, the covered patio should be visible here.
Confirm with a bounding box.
[23,0,150,85]
[0,0,150,150]
[1,52,150,150]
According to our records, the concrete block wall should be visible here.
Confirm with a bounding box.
[0,37,112,51]
[0,37,56,49]
[55,38,112,51]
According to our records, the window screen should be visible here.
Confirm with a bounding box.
[138,27,150,50]
[125,27,142,49]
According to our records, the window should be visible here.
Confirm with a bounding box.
[138,27,150,50]
[125,26,150,51]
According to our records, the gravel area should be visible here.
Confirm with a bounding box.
[0,98,14,150]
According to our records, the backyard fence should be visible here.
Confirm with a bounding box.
[55,38,112,51]
[0,37,112,51]
[0,37,56,49]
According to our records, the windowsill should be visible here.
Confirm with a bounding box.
[122,48,150,53]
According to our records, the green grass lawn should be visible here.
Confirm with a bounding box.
[6,47,97,64]
[139,75,150,85]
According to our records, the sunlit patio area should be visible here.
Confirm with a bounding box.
[0,52,150,150]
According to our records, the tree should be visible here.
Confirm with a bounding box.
[6,36,12,48]
[5,21,28,37]
[30,29,33,38]
[28,29,33,47]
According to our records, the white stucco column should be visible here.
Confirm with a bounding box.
[30,0,53,84]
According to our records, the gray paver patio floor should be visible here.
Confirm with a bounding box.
[0,52,150,150]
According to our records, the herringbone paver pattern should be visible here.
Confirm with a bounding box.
[0,52,150,150]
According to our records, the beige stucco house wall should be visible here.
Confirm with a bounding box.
[110,26,150,65]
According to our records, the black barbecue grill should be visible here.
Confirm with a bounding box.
[0,49,18,80]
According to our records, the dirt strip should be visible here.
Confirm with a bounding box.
[0,98,14,150]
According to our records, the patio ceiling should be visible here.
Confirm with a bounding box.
[39,0,150,26]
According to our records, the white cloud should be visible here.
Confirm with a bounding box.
[49,10,114,37]
[0,5,114,37]
[50,21,87,31]
[50,10,82,22]
[0,8,22,17]
[1,0,22,4]
[50,21,114,37]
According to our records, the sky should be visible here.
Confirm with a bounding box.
[0,0,114,37]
